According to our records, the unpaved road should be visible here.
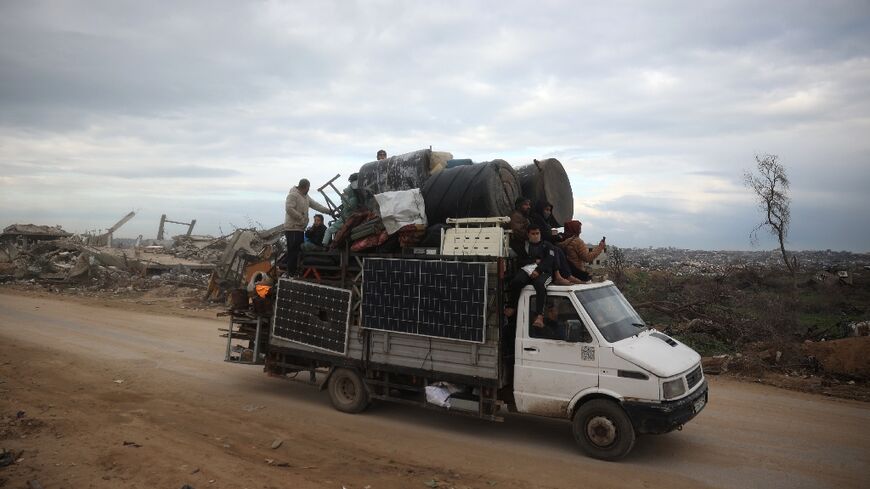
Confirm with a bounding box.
[0,292,868,489]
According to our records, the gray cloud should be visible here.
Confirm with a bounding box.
[1,1,868,250]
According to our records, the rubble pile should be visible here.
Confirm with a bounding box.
[0,223,274,303]
[1,237,87,281]
[172,235,231,262]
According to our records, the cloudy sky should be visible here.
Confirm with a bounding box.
[1,1,868,251]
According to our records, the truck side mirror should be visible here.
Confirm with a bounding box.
[566,320,591,343]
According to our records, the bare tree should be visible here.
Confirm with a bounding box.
[744,154,796,279]
[606,245,626,286]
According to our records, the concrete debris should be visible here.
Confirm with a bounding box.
[2,224,70,241]
[0,223,278,307]
[204,229,272,302]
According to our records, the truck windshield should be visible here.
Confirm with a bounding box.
[575,286,646,343]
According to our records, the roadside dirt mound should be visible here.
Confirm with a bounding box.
[803,336,870,378]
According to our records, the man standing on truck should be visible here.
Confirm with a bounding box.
[284,179,332,275]
[506,224,555,327]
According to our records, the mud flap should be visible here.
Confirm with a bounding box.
[318,366,336,391]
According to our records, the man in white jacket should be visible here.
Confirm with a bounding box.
[284,179,332,275]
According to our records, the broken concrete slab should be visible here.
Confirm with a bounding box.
[2,224,70,238]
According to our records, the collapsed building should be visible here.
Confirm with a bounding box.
[0,219,279,300]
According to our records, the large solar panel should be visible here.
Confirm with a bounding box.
[272,278,351,354]
[362,258,488,343]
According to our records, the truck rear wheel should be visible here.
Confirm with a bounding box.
[572,399,636,461]
[327,368,370,413]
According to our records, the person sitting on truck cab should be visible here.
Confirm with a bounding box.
[377,149,387,160]
[530,201,559,242]
[508,197,531,245]
[506,224,554,328]
[527,200,581,286]
[557,220,605,283]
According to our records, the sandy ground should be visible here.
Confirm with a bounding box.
[0,292,868,489]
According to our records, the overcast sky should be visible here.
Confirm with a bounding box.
[1,1,868,251]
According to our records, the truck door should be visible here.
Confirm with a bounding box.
[514,293,599,417]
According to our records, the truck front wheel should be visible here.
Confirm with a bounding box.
[327,368,370,413]
[572,399,636,461]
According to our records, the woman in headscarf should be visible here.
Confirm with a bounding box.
[557,220,606,283]
[529,201,559,242]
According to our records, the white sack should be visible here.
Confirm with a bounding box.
[374,188,427,235]
[424,381,463,409]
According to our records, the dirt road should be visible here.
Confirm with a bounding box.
[0,292,868,489]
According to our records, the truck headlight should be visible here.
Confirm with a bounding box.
[662,378,686,399]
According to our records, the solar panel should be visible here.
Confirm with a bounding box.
[272,278,351,354]
[362,258,488,343]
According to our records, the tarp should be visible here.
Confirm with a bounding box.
[374,189,427,235]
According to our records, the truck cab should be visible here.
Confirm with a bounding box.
[513,281,708,459]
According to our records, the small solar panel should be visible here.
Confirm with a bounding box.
[272,278,351,354]
[362,258,487,343]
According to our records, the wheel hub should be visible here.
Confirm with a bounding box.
[338,378,356,402]
[586,415,617,447]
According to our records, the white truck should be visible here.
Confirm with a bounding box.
[231,254,707,460]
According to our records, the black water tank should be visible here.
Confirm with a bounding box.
[357,149,431,194]
[422,160,520,224]
[514,158,574,224]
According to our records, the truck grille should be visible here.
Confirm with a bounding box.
[686,365,703,389]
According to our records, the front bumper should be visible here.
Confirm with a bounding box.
[622,380,708,434]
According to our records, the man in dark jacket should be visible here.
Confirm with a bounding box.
[506,224,555,327]
[508,197,531,245]
[301,214,327,250]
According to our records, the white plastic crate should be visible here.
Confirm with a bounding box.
[441,217,510,257]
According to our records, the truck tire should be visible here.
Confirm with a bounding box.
[327,368,370,413]
[572,399,636,461]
